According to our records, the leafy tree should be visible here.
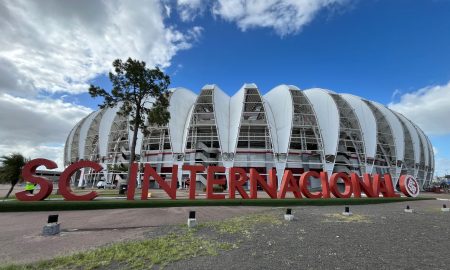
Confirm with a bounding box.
[89,58,171,185]
[0,153,27,199]
[107,164,129,173]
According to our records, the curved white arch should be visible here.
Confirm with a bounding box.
[181,102,196,155]
[423,129,434,168]
[414,124,430,168]
[128,98,156,156]
[340,94,377,159]
[168,88,198,153]
[78,110,101,159]
[394,112,421,165]
[98,105,121,157]
[427,136,434,169]
[370,102,405,161]
[228,85,246,153]
[263,101,279,154]
[65,119,84,164]
[210,85,231,153]
[425,134,434,174]
[133,122,144,156]
[263,85,294,154]
[83,109,106,160]
[303,88,340,157]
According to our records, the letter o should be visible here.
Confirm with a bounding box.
[330,172,353,198]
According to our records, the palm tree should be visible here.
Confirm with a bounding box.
[0,153,27,199]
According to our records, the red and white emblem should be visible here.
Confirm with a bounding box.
[399,175,420,197]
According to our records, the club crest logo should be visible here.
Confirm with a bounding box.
[399,175,420,197]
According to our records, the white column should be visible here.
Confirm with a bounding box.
[324,163,334,179]
[175,161,184,189]
[275,161,286,191]
[366,164,374,175]
[222,160,233,191]
[394,166,402,190]
[77,168,85,187]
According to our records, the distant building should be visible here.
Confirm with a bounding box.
[35,170,61,183]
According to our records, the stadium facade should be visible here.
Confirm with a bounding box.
[64,84,434,190]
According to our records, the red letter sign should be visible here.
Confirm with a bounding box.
[183,165,205,199]
[126,162,139,200]
[16,158,56,201]
[206,166,226,199]
[58,161,101,201]
[299,171,323,199]
[140,164,178,200]
[277,170,301,199]
[330,172,353,198]
[373,174,399,197]
[229,167,249,199]
[250,168,277,199]
[351,173,377,198]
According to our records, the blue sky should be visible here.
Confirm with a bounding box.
[1,0,449,175]
[87,0,450,102]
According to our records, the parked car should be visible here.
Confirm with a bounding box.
[96,180,117,189]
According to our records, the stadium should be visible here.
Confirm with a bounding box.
[64,84,434,191]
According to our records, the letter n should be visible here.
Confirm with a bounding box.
[250,168,277,199]
[141,164,178,200]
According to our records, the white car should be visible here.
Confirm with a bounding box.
[96,180,116,189]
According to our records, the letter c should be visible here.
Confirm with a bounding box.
[59,161,102,201]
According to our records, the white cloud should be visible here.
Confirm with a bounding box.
[0,94,92,168]
[391,89,402,101]
[211,0,350,36]
[0,0,202,95]
[174,0,351,36]
[435,157,450,177]
[0,144,65,171]
[389,82,450,136]
[177,0,207,21]
[0,0,205,168]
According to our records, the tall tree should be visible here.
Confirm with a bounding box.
[89,58,171,186]
[0,153,27,199]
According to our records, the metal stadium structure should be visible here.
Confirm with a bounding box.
[64,84,434,191]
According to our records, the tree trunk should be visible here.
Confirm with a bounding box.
[4,183,16,199]
[126,107,141,187]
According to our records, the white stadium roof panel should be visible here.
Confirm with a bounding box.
[77,111,101,159]
[229,85,246,153]
[394,112,421,165]
[371,102,405,161]
[212,85,231,153]
[340,94,377,159]
[263,85,294,154]
[303,88,340,157]
[168,88,198,153]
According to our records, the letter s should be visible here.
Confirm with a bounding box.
[16,158,57,201]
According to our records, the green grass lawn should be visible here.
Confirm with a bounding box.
[0,197,431,212]
[0,229,233,270]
